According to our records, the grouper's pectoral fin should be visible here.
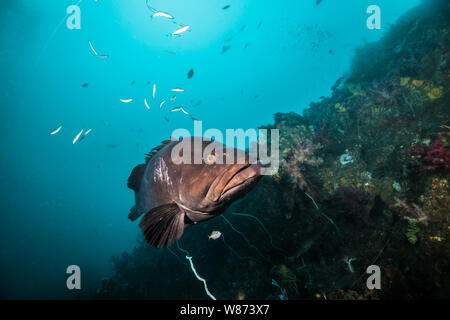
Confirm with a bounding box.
[139,203,185,248]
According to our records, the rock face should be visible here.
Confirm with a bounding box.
[95,0,449,300]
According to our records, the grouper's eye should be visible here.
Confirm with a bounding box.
[205,153,216,165]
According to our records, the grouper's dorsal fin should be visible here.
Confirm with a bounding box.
[144,138,174,164]
[128,139,174,192]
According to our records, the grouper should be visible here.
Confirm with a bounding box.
[127,137,263,248]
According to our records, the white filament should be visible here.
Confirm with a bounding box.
[186,256,216,300]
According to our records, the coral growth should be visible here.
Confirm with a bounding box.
[280,139,323,196]
[392,197,429,225]
[409,140,450,171]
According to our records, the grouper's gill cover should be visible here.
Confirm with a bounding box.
[127,137,263,248]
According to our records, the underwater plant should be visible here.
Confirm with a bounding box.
[405,221,420,244]
[343,256,357,273]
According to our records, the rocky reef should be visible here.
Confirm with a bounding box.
[93,0,449,300]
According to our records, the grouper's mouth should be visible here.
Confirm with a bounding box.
[218,163,262,201]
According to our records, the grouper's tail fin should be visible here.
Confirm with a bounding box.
[127,164,146,192]
[127,164,146,221]
[139,203,185,248]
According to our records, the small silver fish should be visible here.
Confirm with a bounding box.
[170,25,190,37]
[49,125,62,135]
[88,41,99,56]
[79,129,93,142]
[152,12,174,19]
[89,41,108,58]
[73,130,84,144]
[171,107,189,114]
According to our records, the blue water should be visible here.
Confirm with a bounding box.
[0,0,420,299]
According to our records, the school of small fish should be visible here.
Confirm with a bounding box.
[146,0,191,37]
[52,2,259,144]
